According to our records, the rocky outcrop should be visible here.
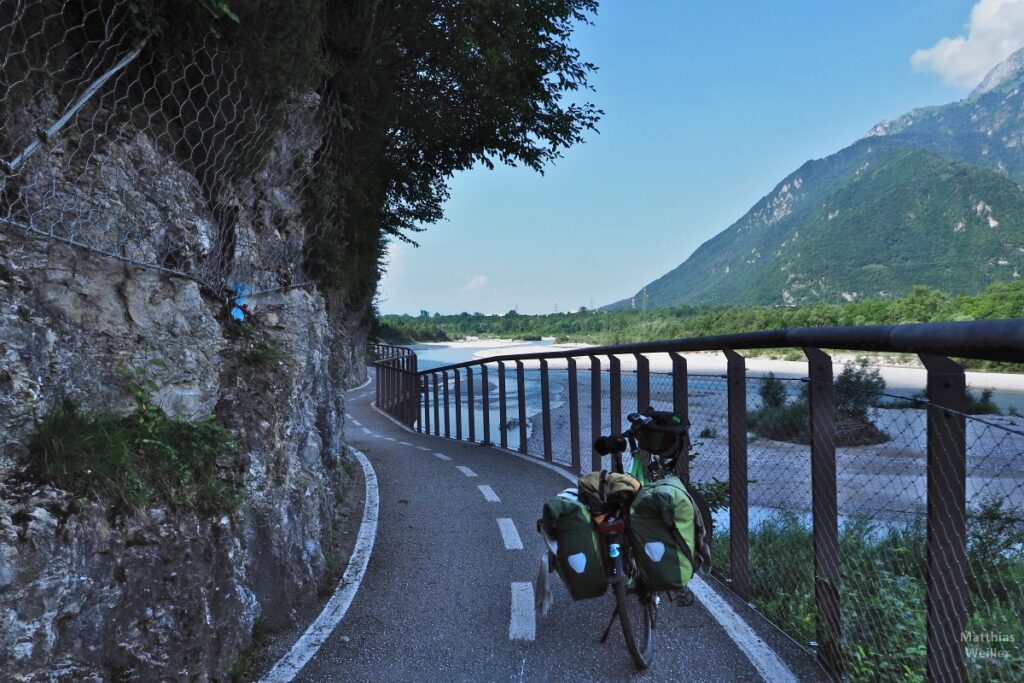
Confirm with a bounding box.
[0,66,369,683]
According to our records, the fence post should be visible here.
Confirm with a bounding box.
[481,364,491,446]
[590,355,602,471]
[635,353,650,413]
[516,360,527,454]
[805,348,842,679]
[454,368,463,440]
[724,349,750,600]
[442,371,451,438]
[609,355,621,435]
[567,357,581,472]
[432,373,440,436]
[498,362,508,449]
[669,352,690,482]
[467,366,476,442]
[540,359,552,462]
[421,374,429,434]
[921,353,967,683]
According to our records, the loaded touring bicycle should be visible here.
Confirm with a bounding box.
[537,410,712,669]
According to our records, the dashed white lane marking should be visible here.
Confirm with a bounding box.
[434,452,452,461]
[509,582,536,641]
[345,413,352,419]
[399,441,412,446]
[351,419,361,427]
[478,485,500,503]
[456,466,477,478]
[416,446,431,452]
[383,437,396,442]
[261,448,378,682]
[497,518,523,550]
[361,428,371,435]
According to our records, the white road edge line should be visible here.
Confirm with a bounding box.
[478,484,500,503]
[509,582,535,641]
[688,577,798,683]
[369,401,799,682]
[347,376,372,392]
[260,448,378,683]
[434,452,452,461]
[497,518,523,550]
[456,465,477,478]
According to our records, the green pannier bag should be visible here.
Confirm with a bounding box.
[540,488,607,600]
[627,475,701,592]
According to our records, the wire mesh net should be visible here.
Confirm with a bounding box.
[1,0,326,296]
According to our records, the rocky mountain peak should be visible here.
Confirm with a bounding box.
[971,45,1024,97]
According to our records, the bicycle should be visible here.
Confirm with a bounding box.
[590,411,693,670]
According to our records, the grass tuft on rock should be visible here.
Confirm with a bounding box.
[27,362,238,515]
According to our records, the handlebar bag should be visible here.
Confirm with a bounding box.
[627,475,699,592]
[540,489,608,600]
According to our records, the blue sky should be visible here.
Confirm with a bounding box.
[379,0,1024,315]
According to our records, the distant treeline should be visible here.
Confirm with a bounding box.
[378,282,1024,349]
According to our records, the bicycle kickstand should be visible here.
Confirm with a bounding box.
[599,606,619,643]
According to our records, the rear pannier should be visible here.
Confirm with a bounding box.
[627,475,705,592]
[540,488,607,600]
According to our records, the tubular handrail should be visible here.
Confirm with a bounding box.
[412,318,1024,373]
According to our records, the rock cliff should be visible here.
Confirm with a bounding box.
[0,62,369,683]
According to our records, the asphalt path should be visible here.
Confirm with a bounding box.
[291,378,813,682]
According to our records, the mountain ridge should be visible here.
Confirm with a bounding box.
[612,47,1024,309]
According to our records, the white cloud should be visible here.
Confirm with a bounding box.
[911,0,1024,88]
[461,275,488,292]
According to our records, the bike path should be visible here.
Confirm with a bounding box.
[295,378,809,682]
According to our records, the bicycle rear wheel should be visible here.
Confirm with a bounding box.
[615,579,654,669]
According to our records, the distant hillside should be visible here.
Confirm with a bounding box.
[613,47,1024,309]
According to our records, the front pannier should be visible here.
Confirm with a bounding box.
[540,489,607,600]
[627,475,701,592]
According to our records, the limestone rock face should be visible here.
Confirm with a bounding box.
[0,94,369,683]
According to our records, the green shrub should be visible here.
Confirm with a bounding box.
[965,388,1001,415]
[759,372,787,409]
[27,361,238,514]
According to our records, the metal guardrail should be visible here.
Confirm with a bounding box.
[372,319,1024,681]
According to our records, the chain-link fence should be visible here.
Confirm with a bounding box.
[1,0,327,297]
[404,339,1024,682]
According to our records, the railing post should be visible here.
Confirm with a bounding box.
[421,374,429,434]
[609,355,621,435]
[375,362,382,407]
[805,348,842,679]
[516,361,527,454]
[567,357,581,472]
[467,366,476,442]
[635,353,650,413]
[540,359,552,462]
[498,362,508,449]
[921,353,967,683]
[442,371,451,438]
[454,369,463,440]
[590,355,602,471]
[669,352,690,482]
[432,373,440,436]
[724,349,750,600]
[481,364,491,446]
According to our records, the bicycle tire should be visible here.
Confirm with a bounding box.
[615,578,654,669]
